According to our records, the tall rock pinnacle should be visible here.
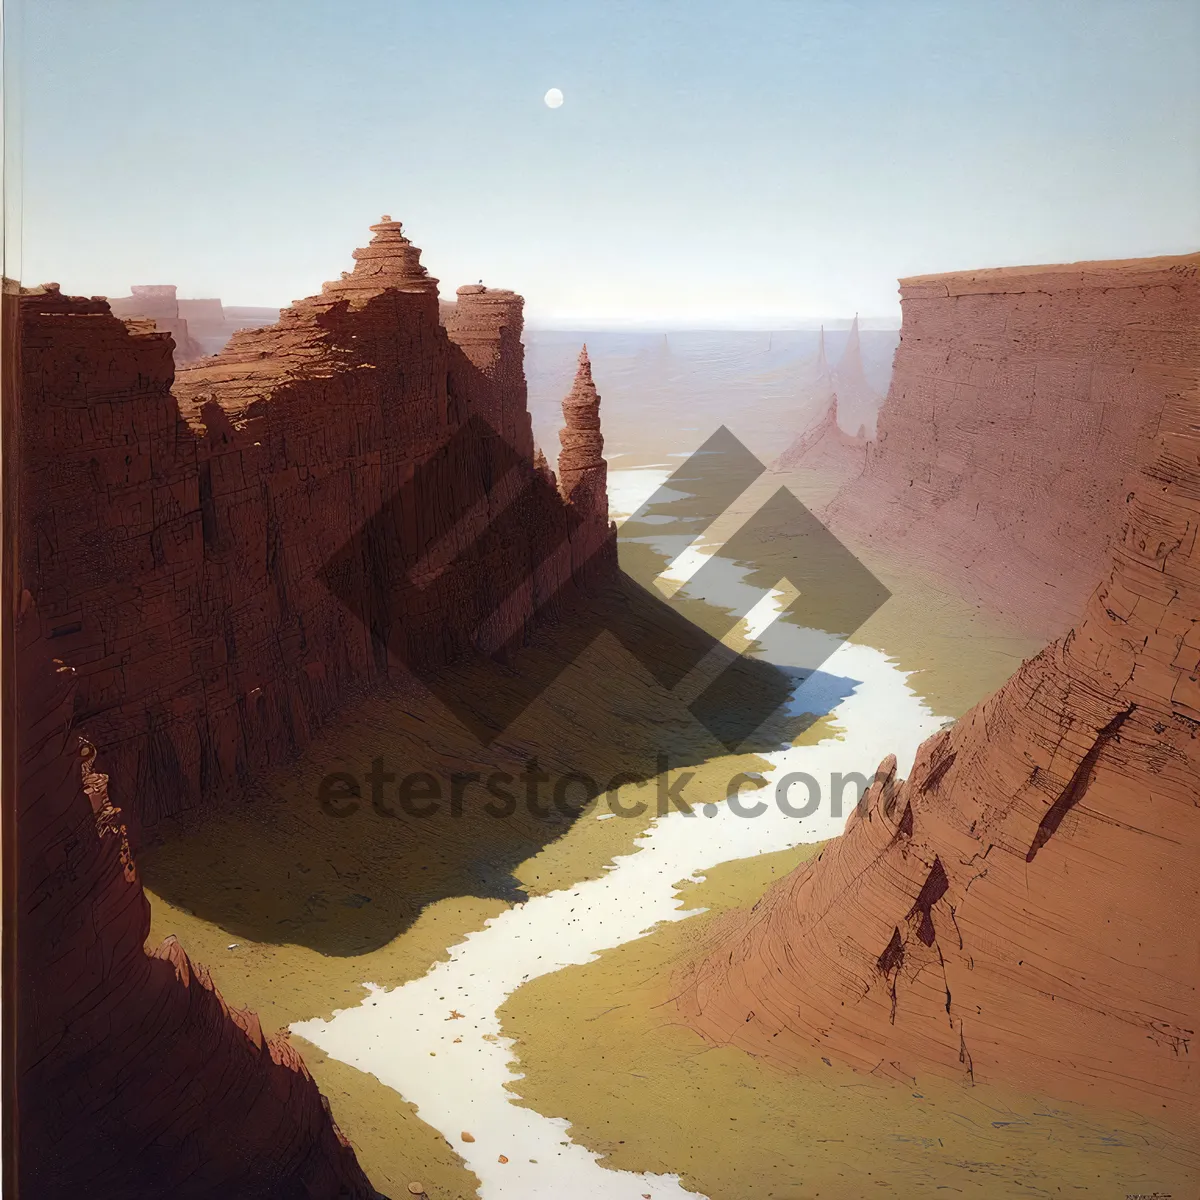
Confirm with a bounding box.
[321,215,439,300]
[557,343,608,516]
[835,314,868,389]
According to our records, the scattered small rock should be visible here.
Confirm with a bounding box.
[406,1184,425,1196]
[460,1131,475,1143]
[497,1155,508,1164]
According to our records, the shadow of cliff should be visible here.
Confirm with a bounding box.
[138,574,845,957]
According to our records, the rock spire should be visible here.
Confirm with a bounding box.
[557,344,608,516]
[321,215,439,300]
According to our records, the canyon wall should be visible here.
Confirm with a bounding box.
[19,217,615,830]
[678,330,1200,1130]
[15,217,617,1195]
[824,253,1200,640]
[16,596,379,1198]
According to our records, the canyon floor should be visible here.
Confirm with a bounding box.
[134,461,1193,1199]
[501,847,1200,1200]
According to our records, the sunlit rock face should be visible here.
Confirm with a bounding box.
[677,258,1200,1135]
[14,216,623,1197]
[824,253,1200,641]
[17,219,615,830]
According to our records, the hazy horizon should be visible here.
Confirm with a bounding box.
[7,0,1198,321]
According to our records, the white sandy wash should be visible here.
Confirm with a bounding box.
[294,468,947,1198]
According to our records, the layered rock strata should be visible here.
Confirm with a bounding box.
[18,219,615,829]
[16,597,378,1198]
[679,346,1200,1130]
[557,345,609,513]
[824,254,1200,639]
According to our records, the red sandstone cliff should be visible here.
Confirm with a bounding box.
[678,327,1200,1130]
[824,254,1200,640]
[14,216,620,1197]
[19,217,615,829]
[15,594,379,1198]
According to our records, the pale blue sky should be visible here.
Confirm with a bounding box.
[9,0,1199,323]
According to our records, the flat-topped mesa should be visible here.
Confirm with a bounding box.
[442,283,533,459]
[678,279,1200,1132]
[127,284,180,319]
[822,251,1200,640]
[557,344,608,517]
[320,215,439,301]
[107,283,204,365]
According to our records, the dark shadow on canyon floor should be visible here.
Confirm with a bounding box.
[139,575,850,957]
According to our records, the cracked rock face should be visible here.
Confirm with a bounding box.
[823,253,1200,641]
[18,222,615,830]
[13,225,619,1193]
[15,598,380,1199]
[675,261,1200,1133]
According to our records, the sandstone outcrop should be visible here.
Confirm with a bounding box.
[678,332,1200,1130]
[824,254,1200,640]
[18,218,616,829]
[15,596,379,1198]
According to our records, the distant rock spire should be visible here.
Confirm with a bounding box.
[322,216,439,300]
[829,312,882,437]
[557,344,608,515]
[817,324,829,374]
[533,446,556,486]
[836,314,867,387]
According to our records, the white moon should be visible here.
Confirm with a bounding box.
[544,87,564,109]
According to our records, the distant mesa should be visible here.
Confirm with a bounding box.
[108,282,281,363]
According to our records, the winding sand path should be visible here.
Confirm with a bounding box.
[293,621,943,1197]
